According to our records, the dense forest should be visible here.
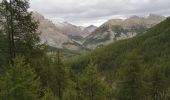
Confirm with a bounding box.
[67,16,170,99]
[0,0,170,100]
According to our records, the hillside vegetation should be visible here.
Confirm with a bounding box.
[67,17,170,99]
[68,17,170,75]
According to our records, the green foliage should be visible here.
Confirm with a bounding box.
[62,80,77,100]
[41,87,58,100]
[49,52,69,100]
[0,0,46,64]
[0,57,41,100]
[116,51,146,100]
[79,63,112,100]
[148,64,169,100]
[0,31,8,72]
[67,17,170,99]
[68,17,170,80]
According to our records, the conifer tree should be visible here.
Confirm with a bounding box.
[79,63,111,100]
[149,65,169,100]
[0,30,8,71]
[0,0,9,68]
[0,57,41,100]
[50,51,69,100]
[62,80,77,100]
[0,0,45,64]
[116,51,146,100]
[42,87,58,100]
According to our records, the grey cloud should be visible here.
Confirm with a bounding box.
[30,0,170,26]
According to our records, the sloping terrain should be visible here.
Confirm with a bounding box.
[68,17,170,79]
[84,14,166,49]
[33,12,90,53]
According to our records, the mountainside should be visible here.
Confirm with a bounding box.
[84,14,166,49]
[68,17,170,79]
[33,12,97,53]
[33,12,166,53]
[82,25,98,38]
[33,12,71,48]
[33,12,91,52]
[58,22,97,38]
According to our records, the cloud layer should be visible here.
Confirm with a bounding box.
[30,0,170,26]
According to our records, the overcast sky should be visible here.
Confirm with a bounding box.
[30,0,170,26]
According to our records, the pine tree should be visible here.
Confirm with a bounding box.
[62,80,77,100]
[49,51,69,100]
[149,65,169,100]
[0,57,41,100]
[116,51,146,100]
[41,87,58,100]
[79,63,111,100]
[0,30,8,72]
[0,0,9,69]
[0,0,45,64]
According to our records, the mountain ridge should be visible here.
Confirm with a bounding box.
[83,14,166,49]
[32,12,166,52]
[67,17,170,81]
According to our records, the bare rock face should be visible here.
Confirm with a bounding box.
[32,12,95,51]
[33,12,72,48]
[32,12,166,51]
[82,25,97,38]
[84,14,166,49]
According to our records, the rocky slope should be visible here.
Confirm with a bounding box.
[33,12,71,48]
[83,14,166,49]
[33,12,166,51]
[58,22,97,37]
[33,12,93,52]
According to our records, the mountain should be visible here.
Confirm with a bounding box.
[32,12,91,52]
[82,25,98,38]
[58,22,97,42]
[68,17,170,81]
[33,12,71,48]
[83,14,166,49]
[33,12,166,53]
[58,23,97,38]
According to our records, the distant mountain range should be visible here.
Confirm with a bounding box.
[33,12,166,51]
[33,12,96,52]
[83,14,166,49]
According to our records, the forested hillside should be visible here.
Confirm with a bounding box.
[67,17,170,99]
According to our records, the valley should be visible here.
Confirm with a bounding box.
[0,0,170,100]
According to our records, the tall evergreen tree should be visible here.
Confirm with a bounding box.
[62,80,78,100]
[79,63,111,100]
[116,51,146,100]
[0,57,41,100]
[41,87,58,100]
[49,51,69,100]
[148,65,169,100]
[0,30,8,72]
[0,0,9,69]
[0,0,45,64]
